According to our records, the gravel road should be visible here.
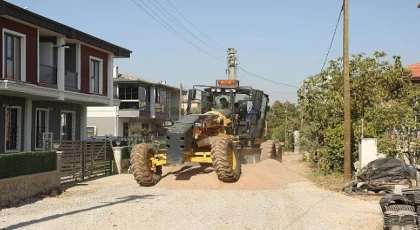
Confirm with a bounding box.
[0,155,383,230]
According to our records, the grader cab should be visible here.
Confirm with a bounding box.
[129,79,278,187]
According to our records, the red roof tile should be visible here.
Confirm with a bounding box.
[405,62,420,80]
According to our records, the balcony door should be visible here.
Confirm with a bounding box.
[4,33,21,80]
[90,58,101,94]
[61,111,75,140]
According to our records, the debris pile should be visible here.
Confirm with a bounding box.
[343,157,415,195]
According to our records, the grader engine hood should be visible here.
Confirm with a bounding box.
[165,115,201,164]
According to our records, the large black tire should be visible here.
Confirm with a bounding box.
[260,140,276,161]
[130,143,162,187]
[211,138,242,183]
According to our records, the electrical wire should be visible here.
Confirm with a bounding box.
[237,66,300,88]
[267,92,298,94]
[131,0,224,62]
[164,0,226,50]
[320,3,344,73]
[132,0,300,89]
[149,0,224,53]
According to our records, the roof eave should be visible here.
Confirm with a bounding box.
[0,0,132,58]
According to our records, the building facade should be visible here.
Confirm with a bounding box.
[0,0,131,153]
[87,68,186,137]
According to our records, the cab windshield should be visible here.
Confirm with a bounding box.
[210,91,253,119]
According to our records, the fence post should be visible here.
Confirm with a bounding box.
[105,138,108,175]
[56,151,62,187]
[82,141,86,180]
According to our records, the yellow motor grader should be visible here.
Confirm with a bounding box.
[130,79,278,186]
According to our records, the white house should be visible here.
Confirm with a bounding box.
[86,67,186,137]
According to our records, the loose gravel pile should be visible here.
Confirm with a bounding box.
[0,156,383,230]
[155,159,309,190]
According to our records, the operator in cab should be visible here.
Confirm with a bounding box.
[219,98,229,109]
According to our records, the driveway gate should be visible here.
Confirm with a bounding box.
[53,140,114,183]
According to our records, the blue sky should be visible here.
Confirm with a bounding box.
[6,0,420,103]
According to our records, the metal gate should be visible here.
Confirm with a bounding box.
[53,140,113,183]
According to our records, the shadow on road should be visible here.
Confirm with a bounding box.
[3,194,157,230]
[280,194,331,230]
[60,174,111,191]
[162,165,213,181]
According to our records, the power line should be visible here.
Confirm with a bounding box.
[237,66,300,88]
[164,0,226,50]
[132,0,298,89]
[131,0,224,62]
[267,92,298,94]
[148,0,224,53]
[320,3,344,73]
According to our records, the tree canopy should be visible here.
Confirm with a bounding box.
[298,51,420,173]
[266,100,300,151]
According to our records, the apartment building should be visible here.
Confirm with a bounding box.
[0,0,131,153]
[86,68,186,137]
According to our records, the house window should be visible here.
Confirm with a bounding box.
[87,126,96,137]
[89,57,102,94]
[35,109,49,149]
[61,111,75,140]
[4,32,23,80]
[142,123,149,130]
[5,106,21,151]
[118,85,139,100]
[155,88,160,103]
[123,122,129,137]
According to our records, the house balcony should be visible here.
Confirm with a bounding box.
[65,70,78,91]
[118,109,152,118]
[39,64,57,87]
[140,110,151,117]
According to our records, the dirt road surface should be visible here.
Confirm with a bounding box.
[0,155,383,230]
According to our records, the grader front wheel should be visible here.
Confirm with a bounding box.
[130,143,162,187]
[211,138,242,183]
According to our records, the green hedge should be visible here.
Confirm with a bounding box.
[0,151,57,179]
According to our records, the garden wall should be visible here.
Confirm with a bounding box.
[0,151,61,207]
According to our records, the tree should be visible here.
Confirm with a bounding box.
[190,102,202,114]
[266,100,300,151]
[298,51,418,173]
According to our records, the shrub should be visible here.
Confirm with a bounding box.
[121,146,131,159]
[0,151,57,179]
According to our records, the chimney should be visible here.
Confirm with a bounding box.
[113,66,119,79]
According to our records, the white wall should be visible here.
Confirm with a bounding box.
[87,106,119,117]
[87,106,119,136]
[359,138,385,169]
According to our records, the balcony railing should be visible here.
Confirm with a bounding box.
[155,112,179,120]
[39,64,57,86]
[65,70,78,90]
[140,110,151,117]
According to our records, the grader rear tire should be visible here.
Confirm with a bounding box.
[130,143,162,187]
[260,140,276,161]
[211,138,241,183]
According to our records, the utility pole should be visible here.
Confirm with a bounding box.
[343,0,351,182]
[285,100,288,147]
[227,48,237,80]
[300,80,305,131]
[179,83,183,117]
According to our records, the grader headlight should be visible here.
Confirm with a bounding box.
[194,121,204,127]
